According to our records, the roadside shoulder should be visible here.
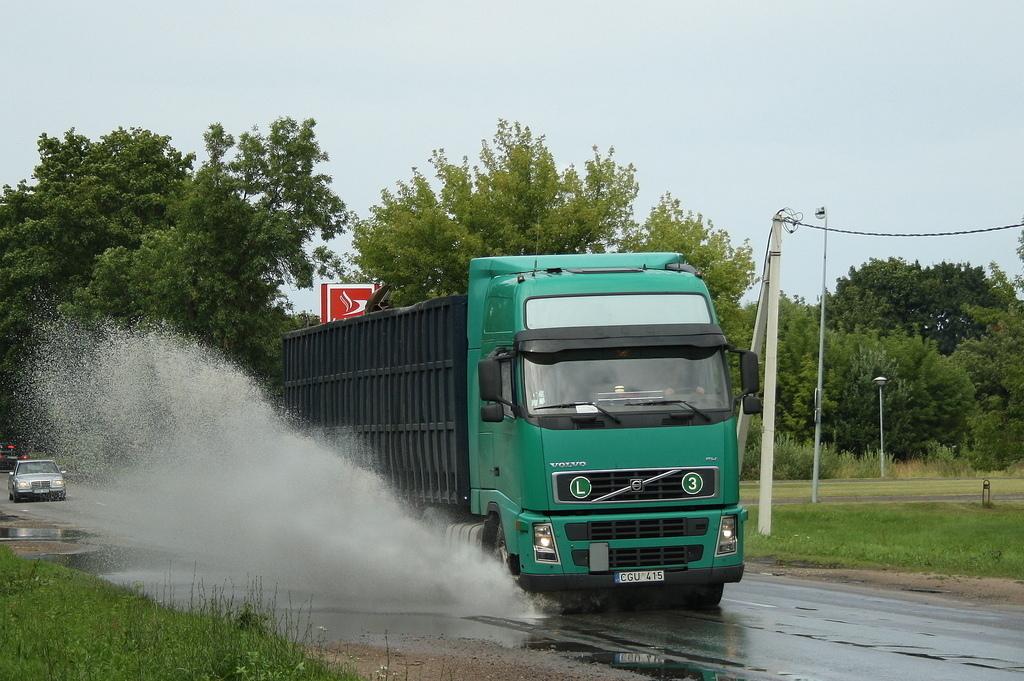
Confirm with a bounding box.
[746,558,1024,608]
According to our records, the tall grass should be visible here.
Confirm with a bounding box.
[741,436,1021,481]
[0,547,358,681]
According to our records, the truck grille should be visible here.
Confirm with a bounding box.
[565,517,709,541]
[572,544,704,569]
[553,467,717,503]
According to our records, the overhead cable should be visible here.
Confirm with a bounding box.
[780,217,1024,238]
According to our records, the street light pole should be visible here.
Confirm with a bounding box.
[811,207,828,503]
[874,376,888,478]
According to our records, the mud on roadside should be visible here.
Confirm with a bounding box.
[746,557,1024,607]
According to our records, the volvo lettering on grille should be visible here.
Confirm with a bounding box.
[552,467,718,503]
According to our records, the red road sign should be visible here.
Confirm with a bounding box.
[320,284,379,323]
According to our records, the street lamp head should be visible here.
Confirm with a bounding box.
[815,207,827,220]
[873,376,888,387]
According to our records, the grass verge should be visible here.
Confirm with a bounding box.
[745,501,1024,581]
[0,546,359,681]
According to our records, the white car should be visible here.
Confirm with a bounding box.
[8,459,67,502]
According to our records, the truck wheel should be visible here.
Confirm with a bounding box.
[490,518,521,578]
[686,583,724,609]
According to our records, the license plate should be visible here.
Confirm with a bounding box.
[616,653,664,664]
[614,569,665,584]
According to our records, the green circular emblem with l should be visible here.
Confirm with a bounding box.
[569,476,592,499]
[681,472,704,495]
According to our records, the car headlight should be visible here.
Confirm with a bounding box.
[15,481,31,490]
[52,480,65,487]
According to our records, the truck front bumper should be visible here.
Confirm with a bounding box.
[517,563,744,592]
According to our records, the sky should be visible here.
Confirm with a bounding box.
[3,1,1022,313]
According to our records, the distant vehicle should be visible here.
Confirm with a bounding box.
[8,459,67,502]
[0,443,28,472]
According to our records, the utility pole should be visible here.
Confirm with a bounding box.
[736,213,784,535]
[756,215,783,536]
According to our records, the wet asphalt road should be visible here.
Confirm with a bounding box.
[7,488,1024,681]
[450,571,1024,680]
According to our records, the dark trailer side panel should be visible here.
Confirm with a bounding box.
[282,295,470,506]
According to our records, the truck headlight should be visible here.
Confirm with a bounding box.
[533,523,560,564]
[715,514,739,556]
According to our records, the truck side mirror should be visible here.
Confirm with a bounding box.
[742,394,762,415]
[478,358,503,403]
[480,403,506,422]
[739,349,760,396]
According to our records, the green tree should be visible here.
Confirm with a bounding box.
[68,118,349,383]
[353,119,757,322]
[824,331,975,458]
[955,311,1024,469]
[771,296,823,440]
[0,128,193,438]
[952,231,1024,468]
[351,120,640,306]
[618,194,755,335]
[828,258,1014,355]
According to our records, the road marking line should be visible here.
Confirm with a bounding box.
[723,598,776,608]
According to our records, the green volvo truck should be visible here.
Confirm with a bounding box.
[283,252,760,608]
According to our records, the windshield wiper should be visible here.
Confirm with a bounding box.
[535,401,622,423]
[624,399,711,421]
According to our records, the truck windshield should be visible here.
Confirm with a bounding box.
[525,293,711,329]
[522,346,731,417]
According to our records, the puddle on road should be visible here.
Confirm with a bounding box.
[0,527,90,541]
[524,636,754,680]
[19,542,181,577]
[579,652,752,680]
[7,528,181,579]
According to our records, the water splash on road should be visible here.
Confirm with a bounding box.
[25,321,531,617]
